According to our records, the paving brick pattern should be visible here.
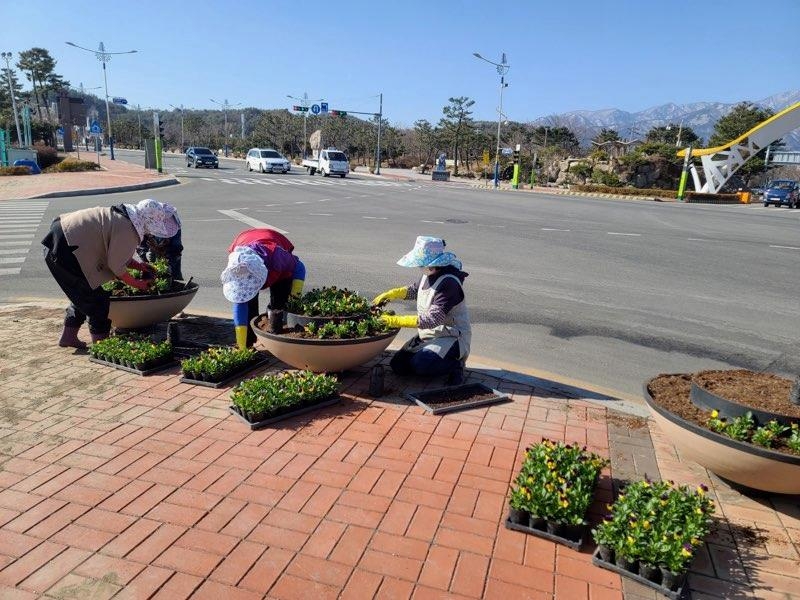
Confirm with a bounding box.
[2,305,798,599]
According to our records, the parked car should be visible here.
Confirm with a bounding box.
[246,148,291,174]
[762,180,799,208]
[186,147,219,169]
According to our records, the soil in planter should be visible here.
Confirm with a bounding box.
[648,370,800,456]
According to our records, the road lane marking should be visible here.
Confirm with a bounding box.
[363,216,388,220]
[0,229,34,234]
[0,240,32,246]
[217,210,289,234]
[318,199,330,202]
[607,232,641,236]
[541,228,571,231]
[421,220,445,224]
[687,238,713,241]
[0,257,25,264]
[0,248,29,255]
[0,234,34,239]
[309,213,333,216]
[770,244,800,250]
[0,267,21,275]
[294,201,308,204]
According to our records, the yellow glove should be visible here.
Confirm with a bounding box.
[290,278,304,297]
[380,313,418,329]
[235,325,248,350]
[372,287,407,306]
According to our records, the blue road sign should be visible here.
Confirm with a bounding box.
[112,97,128,105]
[320,102,328,114]
[89,121,102,135]
[311,104,321,115]
[57,127,64,136]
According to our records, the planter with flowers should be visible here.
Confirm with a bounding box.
[103,258,198,329]
[505,439,609,549]
[252,287,399,373]
[89,335,175,375]
[646,371,800,494]
[591,478,715,598]
[180,346,270,388]
[229,370,339,429]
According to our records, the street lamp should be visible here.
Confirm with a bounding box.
[287,92,324,158]
[210,98,241,157]
[0,52,23,147]
[169,104,184,151]
[473,52,509,188]
[66,41,137,160]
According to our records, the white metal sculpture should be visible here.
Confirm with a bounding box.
[678,102,800,192]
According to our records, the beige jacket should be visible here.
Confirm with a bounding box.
[60,206,140,289]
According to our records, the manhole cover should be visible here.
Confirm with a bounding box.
[446,219,468,224]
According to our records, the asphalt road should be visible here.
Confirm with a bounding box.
[4,148,799,401]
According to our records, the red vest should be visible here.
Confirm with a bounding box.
[228,228,297,288]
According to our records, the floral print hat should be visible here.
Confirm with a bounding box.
[221,246,269,303]
[396,236,462,269]
[124,199,181,240]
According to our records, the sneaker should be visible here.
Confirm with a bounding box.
[445,366,464,386]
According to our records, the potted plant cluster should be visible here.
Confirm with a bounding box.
[102,258,199,329]
[180,346,265,387]
[284,286,369,328]
[592,478,714,596]
[229,370,339,429]
[645,371,800,494]
[89,335,174,374]
[506,439,609,549]
[251,287,400,373]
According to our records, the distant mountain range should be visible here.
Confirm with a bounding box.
[533,90,800,149]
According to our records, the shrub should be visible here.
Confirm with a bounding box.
[591,168,621,187]
[46,159,101,173]
[390,155,417,169]
[572,184,678,198]
[618,151,648,169]
[0,166,32,176]
[34,143,59,168]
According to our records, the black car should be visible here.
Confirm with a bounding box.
[186,147,219,169]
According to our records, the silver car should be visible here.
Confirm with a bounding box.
[246,148,291,174]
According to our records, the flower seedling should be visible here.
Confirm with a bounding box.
[751,420,789,448]
[181,347,257,381]
[286,287,370,317]
[231,370,338,423]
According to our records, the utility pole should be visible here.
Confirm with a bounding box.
[375,93,383,175]
[1,52,23,147]
[241,112,245,139]
[210,98,241,157]
[169,104,184,151]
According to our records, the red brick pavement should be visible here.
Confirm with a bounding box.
[3,305,799,599]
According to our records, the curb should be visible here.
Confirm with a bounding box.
[468,184,676,202]
[30,177,180,199]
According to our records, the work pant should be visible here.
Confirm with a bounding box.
[390,337,461,378]
[42,219,112,335]
[244,277,292,347]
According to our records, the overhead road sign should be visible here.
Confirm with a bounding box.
[112,97,128,105]
[320,102,328,114]
[311,104,321,115]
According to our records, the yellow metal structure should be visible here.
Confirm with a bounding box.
[677,102,800,193]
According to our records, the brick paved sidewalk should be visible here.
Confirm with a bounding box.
[0,155,178,201]
[1,305,798,599]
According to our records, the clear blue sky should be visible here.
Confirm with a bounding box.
[5,0,800,126]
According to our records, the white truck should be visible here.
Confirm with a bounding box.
[302,148,350,178]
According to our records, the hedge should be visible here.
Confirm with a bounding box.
[572,184,678,198]
[0,166,32,176]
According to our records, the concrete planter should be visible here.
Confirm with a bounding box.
[644,379,800,494]
[108,282,198,329]
[251,316,399,373]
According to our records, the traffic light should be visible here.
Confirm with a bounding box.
[292,105,309,112]
[158,118,165,140]
[512,149,520,163]
[330,110,347,117]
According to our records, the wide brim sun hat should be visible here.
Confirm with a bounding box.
[397,235,461,269]
[221,246,269,303]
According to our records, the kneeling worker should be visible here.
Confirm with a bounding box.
[373,236,471,385]
[220,228,306,349]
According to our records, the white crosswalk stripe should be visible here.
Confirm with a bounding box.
[0,201,48,276]
[195,176,405,188]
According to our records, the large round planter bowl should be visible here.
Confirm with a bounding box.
[251,316,399,373]
[644,378,800,494]
[109,282,199,329]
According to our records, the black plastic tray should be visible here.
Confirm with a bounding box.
[180,356,271,388]
[591,548,687,600]
[229,396,340,430]
[88,356,178,376]
[504,515,584,551]
[404,382,510,415]
[690,382,800,428]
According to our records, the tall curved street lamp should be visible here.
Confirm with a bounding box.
[287,92,324,158]
[66,41,137,160]
[473,51,509,188]
[210,98,241,157]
